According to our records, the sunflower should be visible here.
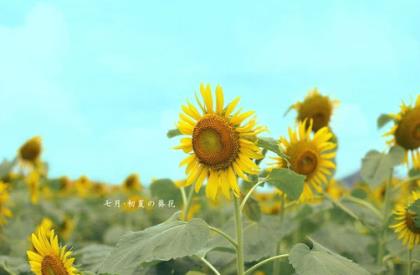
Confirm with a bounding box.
[123,173,142,192]
[274,120,336,201]
[74,176,90,198]
[385,95,420,164]
[175,83,265,200]
[0,181,12,226]
[290,88,339,132]
[26,171,40,204]
[19,136,42,166]
[390,192,420,250]
[27,224,79,275]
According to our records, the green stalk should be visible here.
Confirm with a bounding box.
[182,185,195,221]
[273,193,286,275]
[377,169,393,266]
[407,249,413,275]
[233,195,245,275]
[245,254,289,275]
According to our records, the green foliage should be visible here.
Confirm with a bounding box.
[267,168,305,200]
[166,128,182,138]
[150,178,183,206]
[377,114,395,129]
[289,240,370,275]
[242,196,261,222]
[99,213,210,275]
[257,137,289,160]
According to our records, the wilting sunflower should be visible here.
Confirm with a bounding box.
[385,95,420,164]
[27,224,79,275]
[289,88,339,132]
[0,182,12,226]
[175,84,265,200]
[274,120,336,201]
[390,192,420,250]
[19,136,42,166]
[123,173,142,192]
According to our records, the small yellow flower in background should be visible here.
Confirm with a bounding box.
[91,182,109,197]
[59,217,75,241]
[123,173,142,192]
[385,95,420,164]
[325,179,346,200]
[390,192,420,250]
[27,224,79,275]
[175,83,265,200]
[274,120,336,201]
[75,175,91,198]
[26,171,40,204]
[19,136,42,165]
[0,181,12,226]
[290,88,339,132]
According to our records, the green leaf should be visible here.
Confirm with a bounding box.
[408,199,420,228]
[360,150,392,187]
[377,114,394,129]
[242,196,261,222]
[99,214,210,275]
[408,168,420,179]
[0,159,16,180]
[267,168,305,200]
[150,178,183,206]
[167,128,182,138]
[388,146,405,166]
[74,244,114,273]
[186,272,207,275]
[0,256,29,275]
[289,240,370,275]
[257,137,288,159]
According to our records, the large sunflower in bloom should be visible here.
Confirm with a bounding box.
[0,181,12,226]
[175,84,265,200]
[274,120,336,200]
[27,224,79,275]
[390,192,420,250]
[385,95,420,164]
[290,88,339,132]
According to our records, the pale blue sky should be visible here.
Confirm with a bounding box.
[0,1,419,184]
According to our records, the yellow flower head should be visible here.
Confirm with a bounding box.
[175,84,265,200]
[291,88,339,132]
[385,95,420,163]
[0,182,12,226]
[75,175,90,198]
[26,171,40,204]
[27,224,79,275]
[390,192,420,250]
[274,120,336,201]
[19,136,42,164]
[123,173,142,192]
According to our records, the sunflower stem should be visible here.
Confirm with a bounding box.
[197,256,221,275]
[407,249,413,275]
[245,254,289,275]
[240,180,265,211]
[208,226,238,249]
[182,185,195,221]
[273,193,286,275]
[233,195,245,275]
[377,169,393,266]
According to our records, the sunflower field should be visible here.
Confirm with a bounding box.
[1,86,420,275]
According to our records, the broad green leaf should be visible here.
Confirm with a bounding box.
[257,137,288,159]
[99,213,210,275]
[377,114,394,129]
[360,150,392,187]
[167,128,182,138]
[267,168,305,200]
[242,196,261,222]
[0,256,29,275]
[74,244,113,272]
[289,240,370,275]
[388,146,405,166]
[150,178,183,206]
[408,199,420,228]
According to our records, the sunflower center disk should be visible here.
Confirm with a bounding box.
[41,255,68,275]
[405,210,420,234]
[296,151,318,175]
[396,108,420,150]
[192,114,239,170]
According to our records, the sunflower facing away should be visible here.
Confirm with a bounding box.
[27,224,79,275]
[123,173,142,192]
[274,120,336,201]
[390,192,420,250]
[0,181,12,226]
[289,88,339,132]
[385,95,420,164]
[175,84,265,200]
[19,136,42,165]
